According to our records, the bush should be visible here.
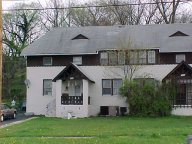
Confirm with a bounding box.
[119,78,176,117]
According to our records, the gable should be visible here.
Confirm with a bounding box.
[72,34,89,40]
[53,63,94,83]
[163,61,192,81]
[169,31,189,37]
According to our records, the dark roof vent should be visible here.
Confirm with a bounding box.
[169,31,189,37]
[72,34,89,40]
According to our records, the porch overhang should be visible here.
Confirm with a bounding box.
[52,63,95,83]
[162,61,192,82]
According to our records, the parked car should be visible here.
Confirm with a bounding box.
[0,103,17,122]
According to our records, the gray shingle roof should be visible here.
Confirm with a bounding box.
[21,23,192,56]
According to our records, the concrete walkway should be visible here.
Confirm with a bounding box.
[0,117,37,128]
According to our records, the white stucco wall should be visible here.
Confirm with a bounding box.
[56,79,89,118]
[26,66,64,115]
[27,65,192,117]
[27,66,128,117]
[84,67,128,116]
[172,107,192,116]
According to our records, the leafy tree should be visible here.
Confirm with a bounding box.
[2,4,41,106]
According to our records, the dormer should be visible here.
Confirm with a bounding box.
[72,34,89,40]
[169,31,189,37]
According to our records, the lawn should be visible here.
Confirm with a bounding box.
[0,116,192,144]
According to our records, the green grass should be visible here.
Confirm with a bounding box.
[0,116,192,144]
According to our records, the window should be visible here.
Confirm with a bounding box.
[175,81,192,106]
[102,79,112,95]
[138,51,147,64]
[73,56,82,65]
[113,79,122,95]
[102,79,122,95]
[109,51,117,65]
[186,84,192,105]
[134,78,156,87]
[43,79,52,96]
[118,51,125,65]
[69,80,82,96]
[129,51,138,64]
[176,54,185,63]
[148,51,156,64]
[43,57,52,66]
[100,52,108,65]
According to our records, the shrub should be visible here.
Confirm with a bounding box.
[119,78,176,117]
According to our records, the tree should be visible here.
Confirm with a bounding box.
[154,0,181,24]
[2,4,41,105]
[69,1,114,26]
[38,0,69,30]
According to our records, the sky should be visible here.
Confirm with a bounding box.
[2,0,88,10]
[3,0,37,9]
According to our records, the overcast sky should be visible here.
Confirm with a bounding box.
[2,0,88,10]
[3,0,37,9]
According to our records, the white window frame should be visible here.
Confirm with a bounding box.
[138,51,147,64]
[43,79,52,96]
[113,79,123,95]
[129,51,138,64]
[43,57,52,66]
[176,54,185,63]
[73,56,82,65]
[102,79,112,95]
[148,51,156,64]
[100,52,108,65]
[118,51,125,65]
[102,79,122,95]
[108,51,117,65]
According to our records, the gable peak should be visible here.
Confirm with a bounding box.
[169,31,189,37]
[72,34,89,40]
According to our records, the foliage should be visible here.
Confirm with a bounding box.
[2,4,41,103]
[0,116,191,143]
[120,78,176,116]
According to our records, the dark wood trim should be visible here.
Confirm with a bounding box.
[53,63,95,83]
[27,54,99,67]
[163,61,192,82]
[27,51,192,67]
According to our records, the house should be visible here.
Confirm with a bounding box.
[21,23,192,118]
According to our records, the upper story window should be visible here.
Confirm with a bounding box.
[176,54,185,63]
[100,50,156,65]
[43,57,52,66]
[148,51,156,64]
[138,51,147,64]
[100,52,108,65]
[73,56,82,65]
[118,51,125,65]
[109,51,117,65]
[129,51,138,64]
[43,79,52,96]
[102,79,122,95]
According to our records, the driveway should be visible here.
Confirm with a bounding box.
[1,111,33,126]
